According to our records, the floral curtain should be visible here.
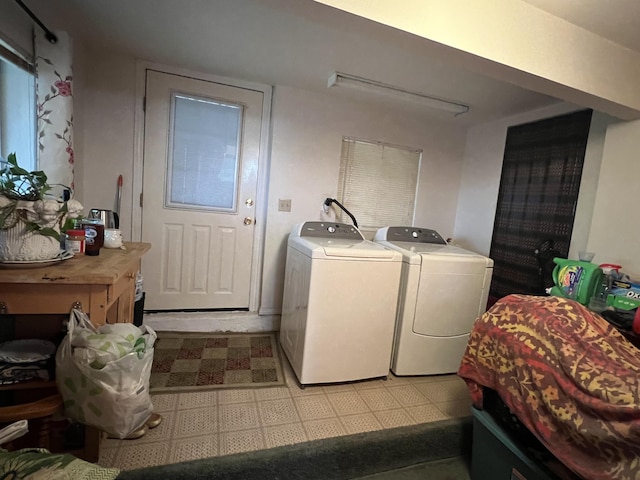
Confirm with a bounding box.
[35,30,74,196]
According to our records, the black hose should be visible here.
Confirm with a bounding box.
[324,198,358,228]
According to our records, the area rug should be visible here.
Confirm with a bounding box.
[149,332,286,393]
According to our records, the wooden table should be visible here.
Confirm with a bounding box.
[0,242,151,461]
[0,242,151,326]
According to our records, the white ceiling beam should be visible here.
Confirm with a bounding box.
[313,0,640,120]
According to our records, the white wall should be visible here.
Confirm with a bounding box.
[73,48,137,239]
[259,85,467,313]
[569,112,618,260]
[587,119,640,277]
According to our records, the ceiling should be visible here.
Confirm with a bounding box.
[25,0,640,126]
[521,0,640,53]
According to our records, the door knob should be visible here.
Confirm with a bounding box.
[244,217,253,225]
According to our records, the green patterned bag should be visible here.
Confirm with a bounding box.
[56,309,156,439]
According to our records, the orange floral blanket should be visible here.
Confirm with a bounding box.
[458,294,640,480]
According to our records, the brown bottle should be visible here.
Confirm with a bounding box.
[82,219,104,256]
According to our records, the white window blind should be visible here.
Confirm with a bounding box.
[167,93,242,212]
[0,37,36,170]
[337,138,421,229]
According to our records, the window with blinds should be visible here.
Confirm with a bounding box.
[337,137,421,230]
[0,37,36,170]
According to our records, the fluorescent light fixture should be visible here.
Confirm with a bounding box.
[327,72,469,116]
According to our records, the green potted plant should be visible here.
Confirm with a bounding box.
[0,153,82,262]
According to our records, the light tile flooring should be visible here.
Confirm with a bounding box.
[97,357,472,471]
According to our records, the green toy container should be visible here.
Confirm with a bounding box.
[550,258,602,306]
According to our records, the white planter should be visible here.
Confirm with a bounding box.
[0,221,61,262]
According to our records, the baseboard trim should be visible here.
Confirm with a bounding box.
[258,307,280,316]
[143,311,280,333]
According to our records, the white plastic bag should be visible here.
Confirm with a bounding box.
[56,309,157,439]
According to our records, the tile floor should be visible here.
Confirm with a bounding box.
[97,356,472,471]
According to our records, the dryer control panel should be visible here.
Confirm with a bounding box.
[384,227,447,244]
[298,222,363,240]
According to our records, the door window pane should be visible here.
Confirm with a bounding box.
[167,93,243,211]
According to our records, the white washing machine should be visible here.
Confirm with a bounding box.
[280,222,402,386]
[374,226,493,376]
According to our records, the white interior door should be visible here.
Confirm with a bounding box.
[141,70,264,310]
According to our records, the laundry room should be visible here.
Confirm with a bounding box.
[5,1,640,476]
[2,0,638,339]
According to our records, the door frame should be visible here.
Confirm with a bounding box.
[132,60,273,312]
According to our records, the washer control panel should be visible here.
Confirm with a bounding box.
[384,227,446,244]
[299,222,363,240]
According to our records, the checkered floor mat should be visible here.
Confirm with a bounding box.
[150,332,286,392]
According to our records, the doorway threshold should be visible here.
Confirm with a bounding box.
[142,310,280,333]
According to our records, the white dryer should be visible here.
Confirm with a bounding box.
[280,222,402,386]
[374,226,493,376]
